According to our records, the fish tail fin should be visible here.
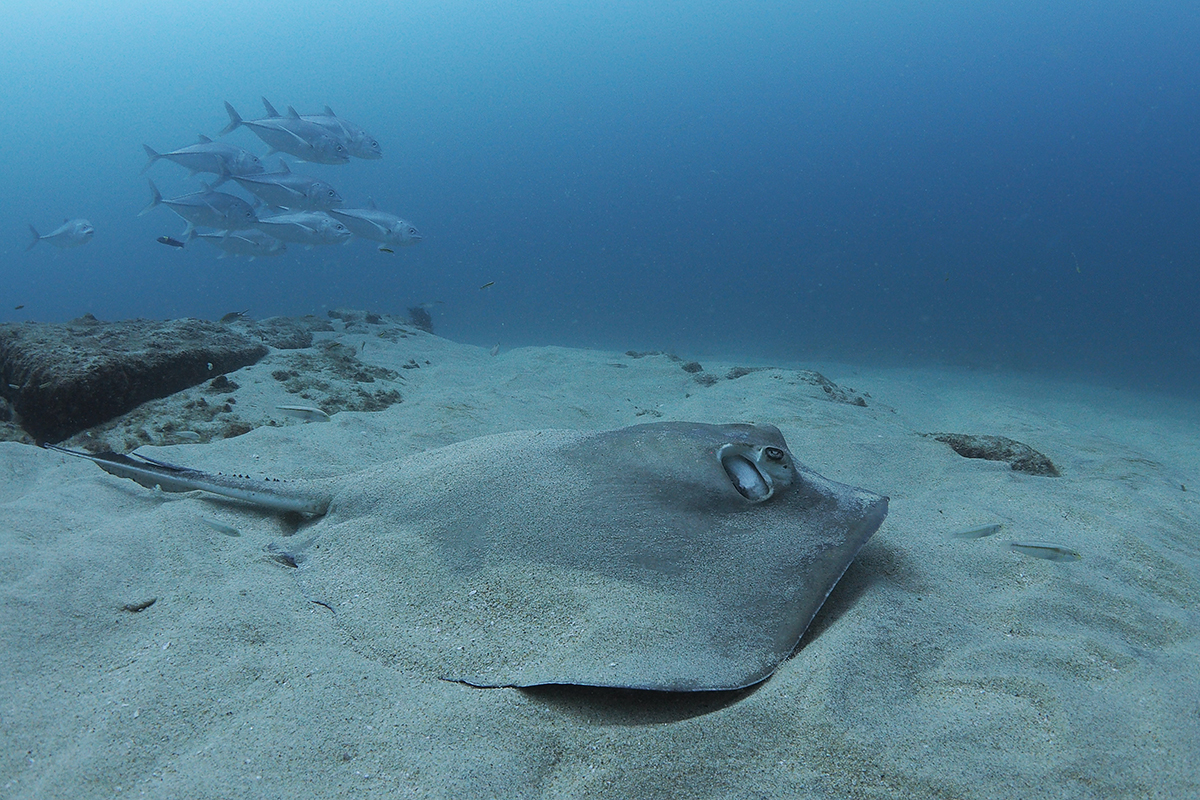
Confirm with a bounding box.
[261,97,281,117]
[26,225,40,250]
[42,445,331,516]
[324,105,336,116]
[183,223,198,242]
[141,144,161,174]
[220,102,243,135]
[138,179,162,216]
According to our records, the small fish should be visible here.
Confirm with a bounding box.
[157,235,186,248]
[175,430,202,442]
[13,304,24,310]
[219,310,250,323]
[489,343,500,357]
[951,523,1003,540]
[480,281,495,290]
[199,516,240,537]
[1008,541,1082,562]
[378,246,394,254]
[276,404,331,422]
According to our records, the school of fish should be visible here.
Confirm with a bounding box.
[28,97,422,259]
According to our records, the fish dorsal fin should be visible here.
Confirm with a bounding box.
[199,181,214,193]
[324,106,336,116]
[197,133,213,143]
[278,159,291,173]
[367,197,378,210]
[261,97,281,117]
[286,106,302,119]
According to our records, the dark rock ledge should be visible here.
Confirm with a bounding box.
[0,315,267,443]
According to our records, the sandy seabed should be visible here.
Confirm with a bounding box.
[2,322,1198,799]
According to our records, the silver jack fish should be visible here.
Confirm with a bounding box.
[262,97,382,160]
[142,135,264,183]
[139,179,258,240]
[195,229,288,260]
[254,211,351,248]
[27,218,94,250]
[224,160,342,211]
[330,199,422,248]
[221,102,350,165]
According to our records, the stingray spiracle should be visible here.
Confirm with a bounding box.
[718,443,794,502]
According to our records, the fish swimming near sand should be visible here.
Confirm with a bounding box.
[27,218,94,250]
[1009,541,1082,562]
[276,405,331,422]
[951,523,1003,540]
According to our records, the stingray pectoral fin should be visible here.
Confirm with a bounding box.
[44,445,331,516]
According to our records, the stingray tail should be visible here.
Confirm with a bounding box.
[44,445,331,516]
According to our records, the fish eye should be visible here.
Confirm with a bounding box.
[764,447,786,462]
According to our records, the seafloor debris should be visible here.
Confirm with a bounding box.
[407,305,434,333]
[929,433,1061,477]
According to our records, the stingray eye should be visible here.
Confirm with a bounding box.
[764,447,786,462]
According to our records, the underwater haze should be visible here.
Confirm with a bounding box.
[4,0,1199,391]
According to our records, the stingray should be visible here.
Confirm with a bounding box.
[48,421,887,691]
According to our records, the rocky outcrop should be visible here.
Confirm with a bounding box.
[0,316,267,442]
[929,433,1061,477]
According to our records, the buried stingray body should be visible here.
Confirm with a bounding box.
[51,422,887,691]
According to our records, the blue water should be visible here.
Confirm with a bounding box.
[4,1,1198,391]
